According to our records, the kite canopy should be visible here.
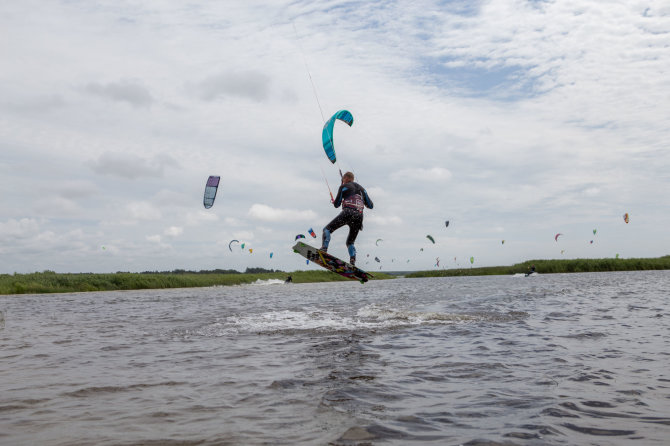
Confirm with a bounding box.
[470,256,474,264]
[375,238,383,246]
[295,234,306,240]
[203,176,220,209]
[374,257,381,263]
[228,239,239,252]
[426,235,435,244]
[593,229,597,235]
[445,220,449,228]
[308,228,317,238]
[623,213,630,224]
[554,233,563,242]
[322,110,353,163]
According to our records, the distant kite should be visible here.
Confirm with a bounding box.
[270,252,274,258]
[426,235,435,244]
[295,234,306,240]
[435,257,440,267]
[308,228,317,238]
[203,176,220,209]
[593,229,597,235]
[374,257,381,263]
[623,213,630,224]
[470,256,474,264]
[555,233,563,242]
[376,238,383,246]
[445,220,449,228]
[228,239,239,252]
[502,240,505,245]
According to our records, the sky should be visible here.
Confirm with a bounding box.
[1,0,669,274]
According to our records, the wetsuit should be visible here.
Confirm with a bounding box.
[321,181,373,262]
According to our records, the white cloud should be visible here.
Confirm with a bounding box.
[126,201,162,221]
[83,80,154,108]
[0,218,40,239]
[193,71,271,102]
[164,226,183,237]
[88,152,178,180]
[146,234,162,243]
[392,167,452,183]
[248,204,317,222]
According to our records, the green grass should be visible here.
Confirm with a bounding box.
[0,270,394,295]
[405,255,670,278]
[3,256,667,294]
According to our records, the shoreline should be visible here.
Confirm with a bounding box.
[405,255,670,278]
[0,270,394,295]
[2,255,669,295]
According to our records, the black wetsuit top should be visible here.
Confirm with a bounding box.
[333,181,373,213]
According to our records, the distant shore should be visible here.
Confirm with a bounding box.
[0,270,394,295]
[2,256,668,295]
[405,256,670,278]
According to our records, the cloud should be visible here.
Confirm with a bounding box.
[5,94,65,113]
[88,152,178,180]
[83,80,154,107]
[0,218,40,239]
[392,167,452,182]
[164,226,183,237]
[55,180,100,199]
[248,204,317,222]
[194,70,271,102]
[125,201,162,221]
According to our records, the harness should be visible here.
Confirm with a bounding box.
[342,193,364,213]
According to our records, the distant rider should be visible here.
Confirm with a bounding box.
[320,171,373,266]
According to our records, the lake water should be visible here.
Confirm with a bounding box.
[1,271,669,445]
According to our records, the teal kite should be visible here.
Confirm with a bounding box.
[322,110,353,163]
[426,235,435,244]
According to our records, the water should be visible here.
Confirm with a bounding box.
[1,271,669,445]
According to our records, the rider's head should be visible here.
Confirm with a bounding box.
[342,172,354,183]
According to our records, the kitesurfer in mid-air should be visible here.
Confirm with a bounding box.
[320,172,373,266]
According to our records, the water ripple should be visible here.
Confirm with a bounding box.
[1,271,669,445]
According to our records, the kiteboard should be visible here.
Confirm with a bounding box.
[292,241,372,283]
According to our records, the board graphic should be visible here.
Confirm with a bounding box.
[292,241,372,283]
